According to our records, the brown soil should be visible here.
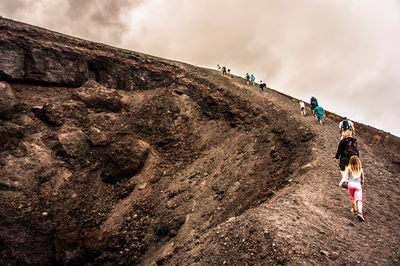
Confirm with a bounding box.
[1,19,399,266]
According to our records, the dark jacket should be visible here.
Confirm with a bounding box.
[335,137,359,159]
[310,97,318,105]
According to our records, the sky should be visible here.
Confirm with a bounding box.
[1,0,400,136]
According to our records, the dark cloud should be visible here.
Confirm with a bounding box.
[0,0,142,44]
[61,0,142,43]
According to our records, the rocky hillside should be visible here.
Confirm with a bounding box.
[1,18,399,265]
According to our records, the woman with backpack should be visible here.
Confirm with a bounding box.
[336,130,359,187]
[344,155,365,221]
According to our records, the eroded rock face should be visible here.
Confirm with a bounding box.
[0,19,180,90]
[0,82,17,119]
[24,47,89,85]
[0,47,25,79]
[101,137,150,184]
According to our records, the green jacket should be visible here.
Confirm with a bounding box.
[314,106,324,117]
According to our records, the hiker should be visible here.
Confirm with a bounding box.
[310,96,318,116]
[250,74,255,85]
[245,73,250,85]
[336,130,359,188]
[217,64,221,71]
[344,155,365,221]
[339,117,355,139]
[227,69,231,74]
[299,100,306,116]
[259,81,266,92]
[222,66,226,75]
[314,105,324,124]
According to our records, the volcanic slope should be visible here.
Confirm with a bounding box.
[0,18,399,265]
[160,64,400,265]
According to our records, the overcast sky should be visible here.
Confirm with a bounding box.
[1,0,400,136]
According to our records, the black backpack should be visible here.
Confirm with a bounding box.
[343,138,358,157]
[341,120,351,131]
[311,97,317,105]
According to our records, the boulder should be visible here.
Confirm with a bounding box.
[101,138,150,184]
[43,100,89,126]
[57,126,89,158]
[73,80,123,112]
[87,126,110,146]
[0,121,24,147]
[0,82,17,119]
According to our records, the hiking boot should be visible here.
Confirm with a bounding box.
[357,212,365,221]
[351,208,358,214]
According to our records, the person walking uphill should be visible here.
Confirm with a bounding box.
[336,130,359,187]
[250,74,255,85]
[299,100,306,116]
[339,117,355,139]
[314,105,324,124]
[259,81,266,92]
[245,73,250,85]
[345,156,365,221]
[310,96,318,116]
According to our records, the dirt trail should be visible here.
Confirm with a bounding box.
[166,65,400,265]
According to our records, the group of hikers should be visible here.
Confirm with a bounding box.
[216,66,267,92]
[298,96,325,124]
[335,118,365,221]
[216,65,365,222]
[245,73,268,93]
[299,96,365,221]
[245,73,256,85]
[217,64,231,76]
[218,66,365,221]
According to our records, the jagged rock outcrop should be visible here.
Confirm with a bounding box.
[0,46,25,79]
[0,18,179,90]
[0,40,88,85]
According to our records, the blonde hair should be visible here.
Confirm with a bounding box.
[342,130,352,138]
[348,155,362,176]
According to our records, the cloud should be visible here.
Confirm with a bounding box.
[1,0,142,44]
[0,0,29,16]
